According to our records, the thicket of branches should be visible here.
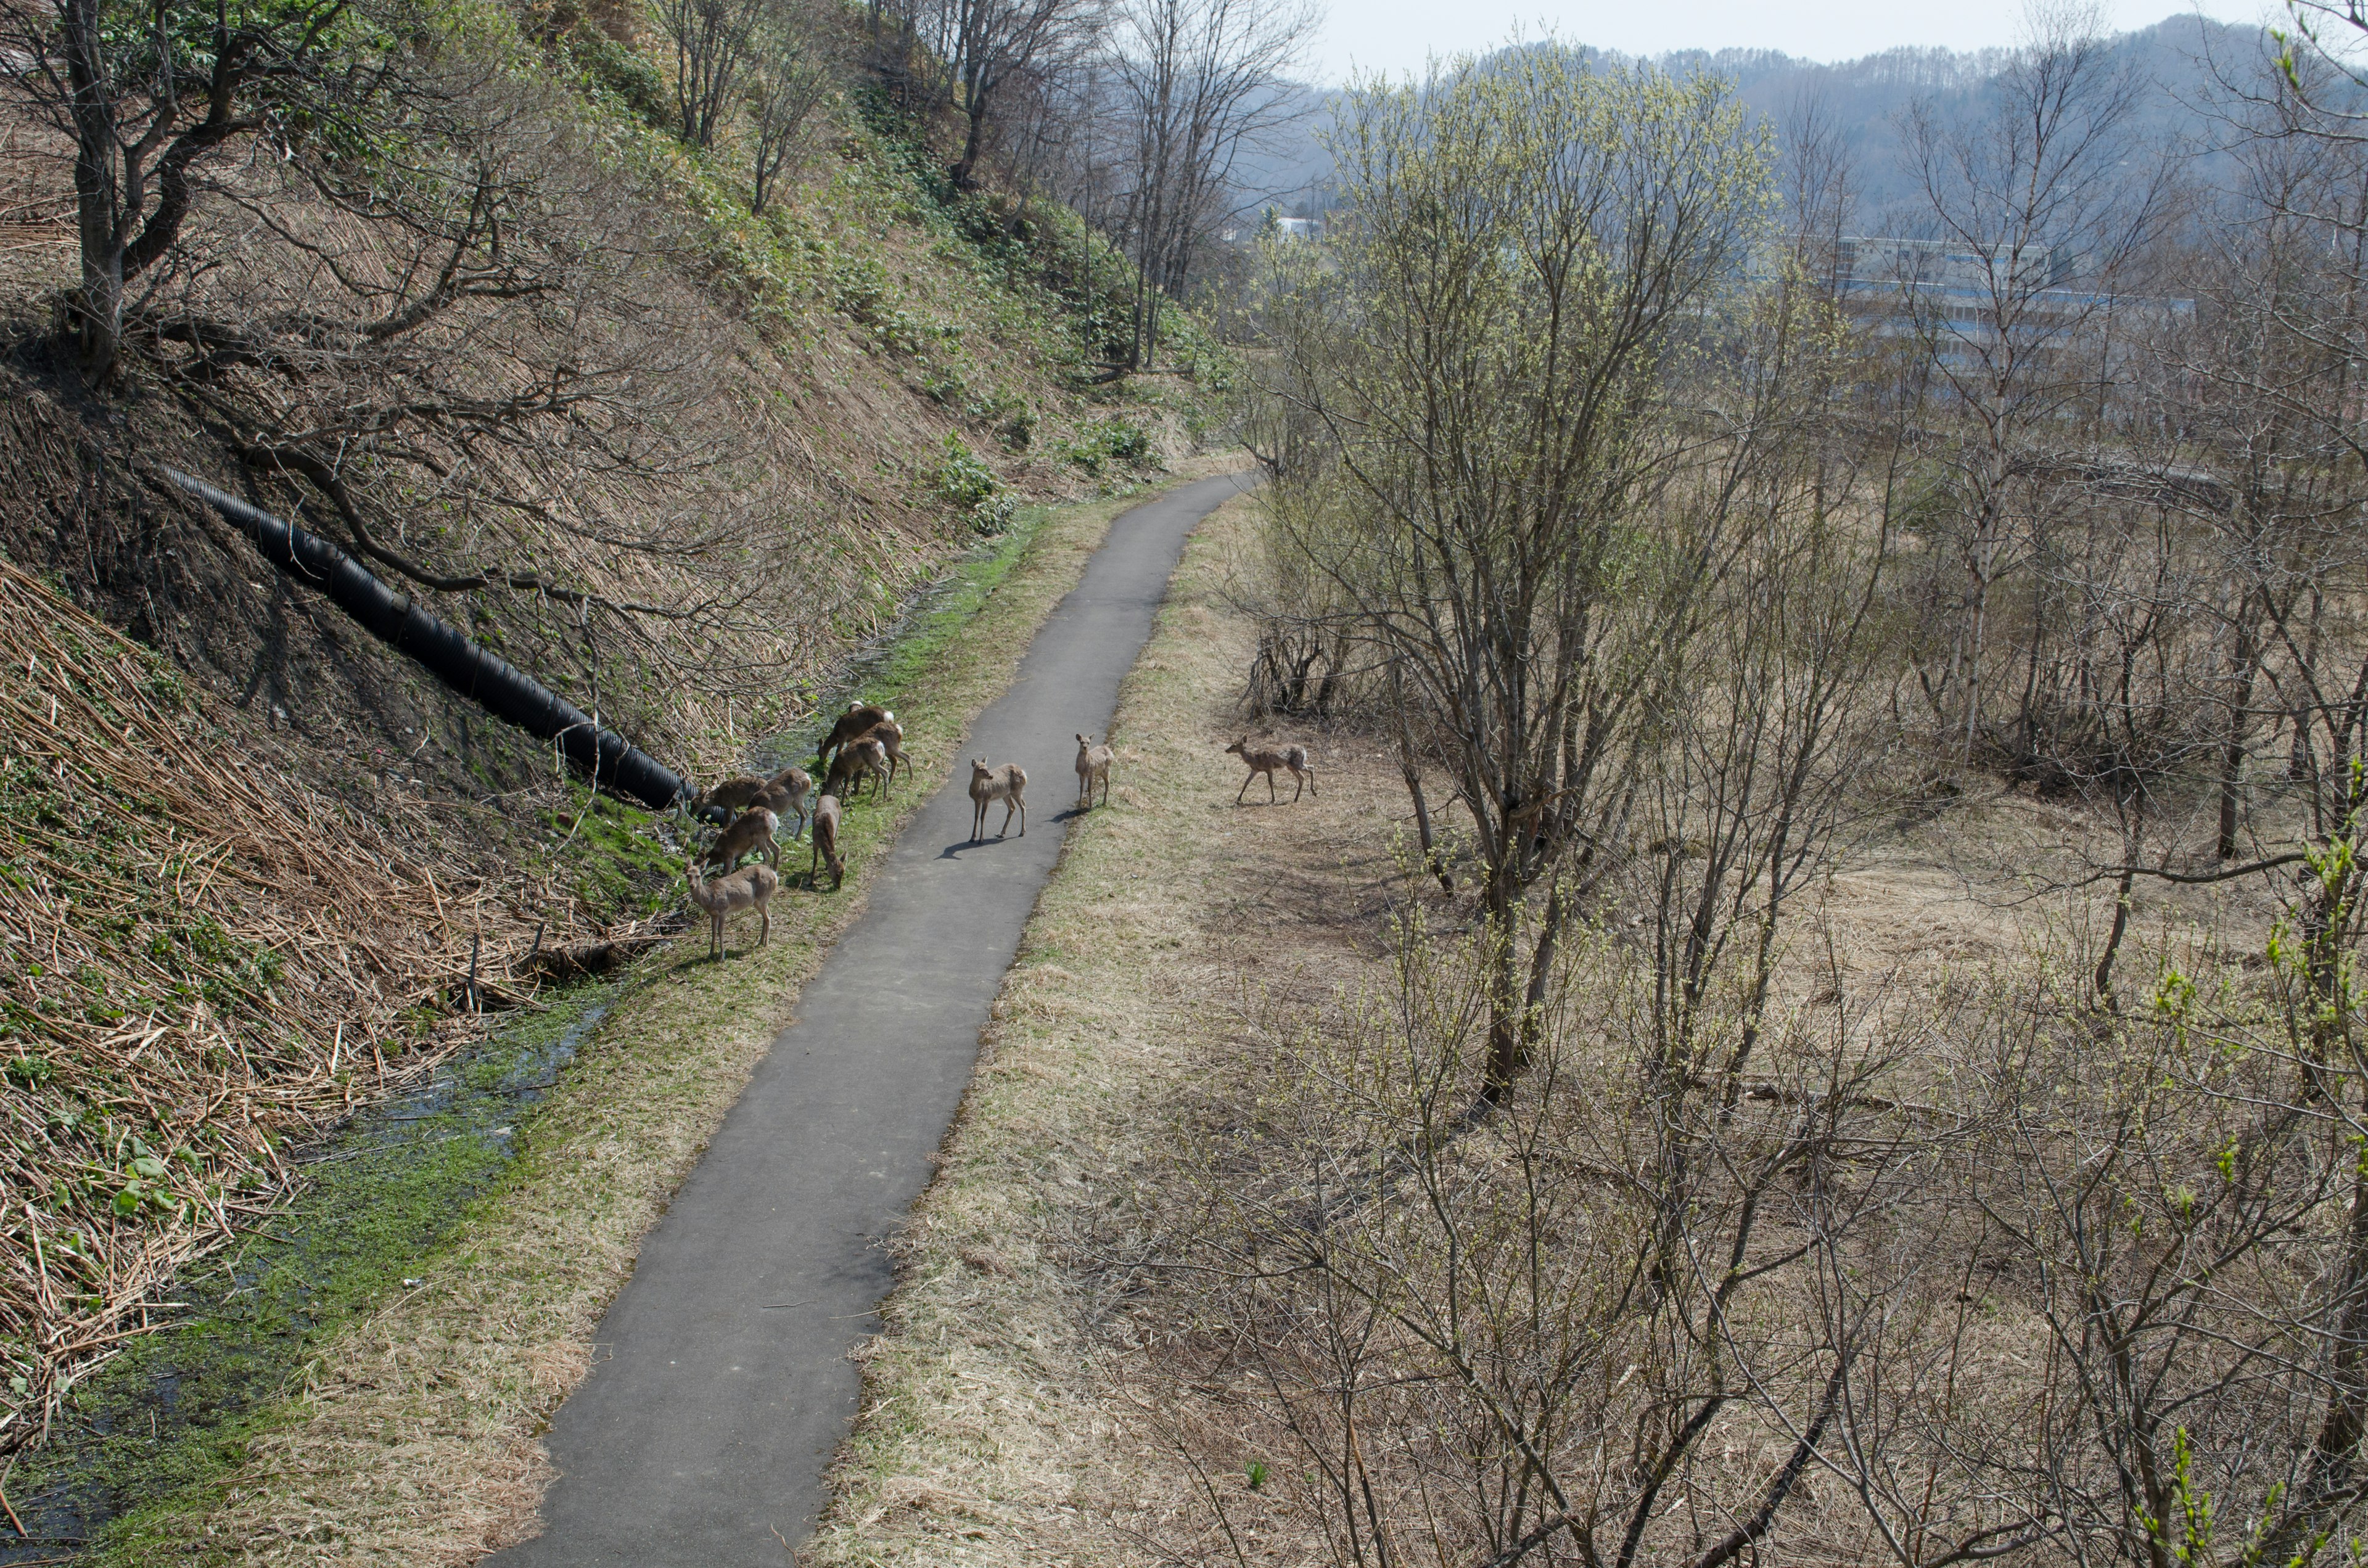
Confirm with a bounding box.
[1150,13,2368,1567]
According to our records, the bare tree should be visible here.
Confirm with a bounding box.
[1100,0,1315,371]
[749,0,832,215]
[658,0,760,149]
[1891,4,2172,765]
[10,0,353,380]
[915,0,1103,191]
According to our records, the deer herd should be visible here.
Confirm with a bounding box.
[682,700,1317,958]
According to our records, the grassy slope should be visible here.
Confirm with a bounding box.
[67,464,1240,1566]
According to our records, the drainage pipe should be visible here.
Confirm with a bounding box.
[165,467,691,811]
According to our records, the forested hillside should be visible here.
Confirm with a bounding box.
[0,0,1227,1460]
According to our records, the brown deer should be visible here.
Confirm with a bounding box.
[1074,733,1113,809]
[1226,736,1317,804]
[968,759,1027,842]
[823,736,890,802]
[701,806,781,873]
[818,702,891,767]
[684,858,781,959]
[754,765,812,839]
[864,715,908,792]
[690,774,767,823]
[808,792,845,890]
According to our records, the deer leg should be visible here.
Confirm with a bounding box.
[1268,770,1279,803]
[710,909,723,960]
[758,907,771,948]
[1236,772,1252,805]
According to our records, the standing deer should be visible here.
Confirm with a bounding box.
[968,759,1027,842]
[1074,733,1113,809]
[818,703,891,768]
[685,858,781,959]
[808,792,845,890]
[865,715,908,793]
[824,736,890,802]
[701,806,781,872]
[1226,736,1317,804]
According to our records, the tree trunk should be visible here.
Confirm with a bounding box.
[62,0,126,382]
[2219,614,2258,859]
[949,86,989,189]
[1392,685,1449,892]
[1482,860,1524,1094]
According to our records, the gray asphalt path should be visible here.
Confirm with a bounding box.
[485,471,1254,1567]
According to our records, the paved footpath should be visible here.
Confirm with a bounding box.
[487,471,1254,1567]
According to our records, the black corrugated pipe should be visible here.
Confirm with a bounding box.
[165,467,691,811]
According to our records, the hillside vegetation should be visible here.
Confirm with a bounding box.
[0,0,1220,1459]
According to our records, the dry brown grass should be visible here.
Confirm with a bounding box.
[0,554,592,1452]
[803,490,2286,1568]
[68,471,1238,1566]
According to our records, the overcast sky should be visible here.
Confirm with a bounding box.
[1301,0,2272,83]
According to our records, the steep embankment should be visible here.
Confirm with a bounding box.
[0,0,1222,1486]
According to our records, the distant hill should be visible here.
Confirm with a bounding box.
[1231,17,2273,227]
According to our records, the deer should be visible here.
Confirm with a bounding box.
[808,792,845,890]
[968,759,1027,842]
[1226,736,1317,804]
[684,858,781,960]
[690,774,767,824]
[865,715,908,793]
[1074,733,1113,810]
[823,736,890,802]
[753,765,812,839]
[701,805,781,873]
[818,702,891,768]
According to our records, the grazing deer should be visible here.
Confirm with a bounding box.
[1226,736,1317,804]
[818,702,891,766]
[864,715,908,792]
[691,774,767,823]
[824,736,890,802]
[754,765,812,839]
[968,759,1027,842]
[701,806,781,873]
[685,858,781,959]
[808,792,845,890]
[1074,733,1113,809]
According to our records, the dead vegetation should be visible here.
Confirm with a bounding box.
[0,552,657,1454]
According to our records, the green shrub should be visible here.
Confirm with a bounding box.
[932,434,1016,535]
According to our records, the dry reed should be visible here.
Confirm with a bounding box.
[0,555,577,1453]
